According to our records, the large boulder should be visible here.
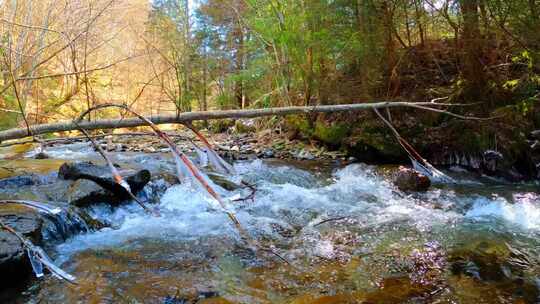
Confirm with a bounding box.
[58,162,151,207]
[393,166,431,191]
[0,205,43,287]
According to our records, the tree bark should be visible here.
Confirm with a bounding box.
[459,0,486,101]
[0,102,472,142]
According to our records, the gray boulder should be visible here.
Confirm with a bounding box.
[0,205,43,287]
[58,162,151,207]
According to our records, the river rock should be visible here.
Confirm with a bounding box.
[259,148,275,158]
[294,149,315,160]
[58,162,151,207]
[0,205,43,287]
[33,152,50,159]
[393,166,431,191]
[482,150,504,172]
[0,175,38,188]
[531,140,540,151]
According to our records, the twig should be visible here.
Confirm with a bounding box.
[184,122,236,175]
[313,216,349,227]
[373,108,454,183]
[72,120,159,216]
[232,181,257,203]
[0,0,116,96]
[0,18,64,35]
[76,105,241,226]
[75,104,293,264]
[2,51,34,139]
[0,218,77,283]
[0,200,62,215]
[405,104,500,121]
[16,54,145,81]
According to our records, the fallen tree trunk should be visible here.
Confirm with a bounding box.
[0,102,481,142]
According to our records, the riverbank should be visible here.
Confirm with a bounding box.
[13,117,536,183]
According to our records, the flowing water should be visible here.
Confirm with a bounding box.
[1,142,540,303]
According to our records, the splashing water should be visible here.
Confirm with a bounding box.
[2,149,539,303]
[466,192,540,230]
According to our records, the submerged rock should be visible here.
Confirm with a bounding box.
[393,166,431,191]
[162,296,189,304]
[448,241,540,302]
[0,175,38,188]
[58,162,151,207]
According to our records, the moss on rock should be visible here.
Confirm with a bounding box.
[313,120,350,147]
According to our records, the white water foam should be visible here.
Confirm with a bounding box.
[33,142,95,160]
[466,193,540,230]
[61,161,538,259]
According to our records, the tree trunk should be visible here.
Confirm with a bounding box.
[0,102,464,142]
[234,20,245,109]
[413,0,425,46]
[181,0,191,112]
[460,0,487,101]
[382,1,398,97]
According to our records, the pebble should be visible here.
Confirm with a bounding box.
[261,148,275,158]
[87,131,347,162]
[295,149,315,160]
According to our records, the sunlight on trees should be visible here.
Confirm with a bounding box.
[0,0,538,129]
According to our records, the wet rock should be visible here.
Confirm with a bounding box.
[58,162,151,207]
[58,161,124,180]
[393,166,431,191]
[294,149,315,160]
[162,291,219,304]
[0,205,43,287]
[197,291,220,300]
[449,241,540,302]
[432,150,537,182]
[162,296,189,304]
[482,150,504,172]
[143,146,156,153]
[531,130,540,140]
[0,175,37,188]
[33,152,50,159]
[259,148,275,159]
[207,172,240,191]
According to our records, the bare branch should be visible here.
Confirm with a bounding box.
[16,55,144,81]
[0,18,64,35]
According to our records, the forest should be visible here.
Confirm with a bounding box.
[1,0,539,178]
[0,0,539,303]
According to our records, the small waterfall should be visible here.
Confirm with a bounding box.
[41,206,91,243]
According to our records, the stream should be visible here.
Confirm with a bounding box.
[1,142,540,303]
